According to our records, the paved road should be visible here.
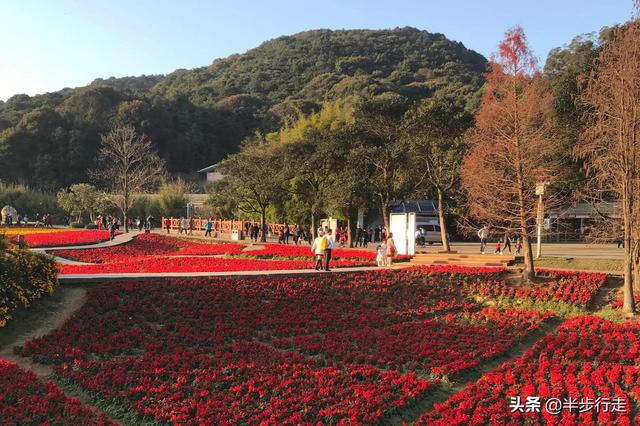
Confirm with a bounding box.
[434,242,624,259]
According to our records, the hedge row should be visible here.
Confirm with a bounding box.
[0,240,58,327]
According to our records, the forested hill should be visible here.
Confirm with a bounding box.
[0,27,487,191]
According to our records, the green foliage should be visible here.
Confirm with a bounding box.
[56,183,107,224]
[0,28,486,191]
[208,137,286,239]
[543,33,601,196]
[157,179,193,217]
[0,182,58,216]
[0,239,58,327]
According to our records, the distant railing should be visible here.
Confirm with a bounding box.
[160,217,293,235]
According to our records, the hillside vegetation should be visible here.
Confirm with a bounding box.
[0,27,486,190]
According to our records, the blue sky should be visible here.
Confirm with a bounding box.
[0,0,632,101]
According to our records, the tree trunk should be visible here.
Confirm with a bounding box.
[381,197,390,238]
[521,231,535,280]
[260,207,267,243]
[622,196,636,312]
[311,213,316,240]
[347,206,357,248]
[633,243,640,293]
[436,188,450,252]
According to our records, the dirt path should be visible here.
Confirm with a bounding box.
[588,275,623,312]
[0,286,87,377]
[0,286,124,423]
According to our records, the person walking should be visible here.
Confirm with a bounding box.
[109,219,117,241]
[204,219,212,237]
[284,224,290,244]
[311,231,326,270]
[188,217,195,235]
[386,233,397,267]
[356,227,363,248]
[477,225,490,254]
[502,233,512,254]
[324,229,335,271]
[515,237,522,255]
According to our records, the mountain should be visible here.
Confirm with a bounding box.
[0,27,487,190]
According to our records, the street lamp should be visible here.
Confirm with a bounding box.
[535,182,549,259]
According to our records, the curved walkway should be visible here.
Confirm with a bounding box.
[0,287,87,378]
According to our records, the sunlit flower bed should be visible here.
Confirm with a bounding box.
[52,233,390,273]
[1,227,73,235]
[243,243,378,259]
[16,270,552,424]
[0,359,114,425]
[1,227,115,247]
[273,307,552,377]
[460,268,607,308]
[58,256,372,274]
[416,315,640,425]
[53,234,244,263]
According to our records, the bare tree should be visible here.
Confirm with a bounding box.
[462,27,562,279]
[576,21,640,313]
[90,126,165,232]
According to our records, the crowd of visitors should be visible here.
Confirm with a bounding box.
[310,224,397,271]
[3,212,54,227]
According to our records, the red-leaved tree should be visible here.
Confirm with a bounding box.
[462,27,561,279]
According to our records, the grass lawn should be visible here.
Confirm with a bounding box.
[529,256,622,272]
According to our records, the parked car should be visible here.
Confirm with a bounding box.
[416,223,448,245]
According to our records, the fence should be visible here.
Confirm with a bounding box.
[160,217,292,236]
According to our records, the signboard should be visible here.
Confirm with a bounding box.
[389,212,416,256]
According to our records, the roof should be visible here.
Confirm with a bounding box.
[390,200,448,215]
[197,164,217,173]
[547,202,621,219]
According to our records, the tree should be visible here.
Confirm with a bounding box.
[271,102,354,238]
[56,183,107,224]
[404,98,472,251]
[462,27,561,279]
[354,94,413,232]
[211,138,285,242]
[90,126,165,232]
[157,178,194,218]
[576,20,640,313]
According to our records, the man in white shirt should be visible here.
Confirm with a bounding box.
[477,225,490,254]
[324,229,335,271]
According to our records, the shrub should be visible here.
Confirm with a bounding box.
[70,222,85,228]
[85,223,97,229]
[0,238,58,327]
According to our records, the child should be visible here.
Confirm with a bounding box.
[515,238,522,255]
[494,240,502,254]
[376,243,387,267]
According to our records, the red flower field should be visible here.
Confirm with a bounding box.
[53,233,244,262]
[57,255,372,274]
[0,359,114,425]
[417,315,640,425]
[52,233,387,273]
[3,227,116,247]
[17,269,558,424]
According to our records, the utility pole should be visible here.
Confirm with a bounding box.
[535,182,547,259]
